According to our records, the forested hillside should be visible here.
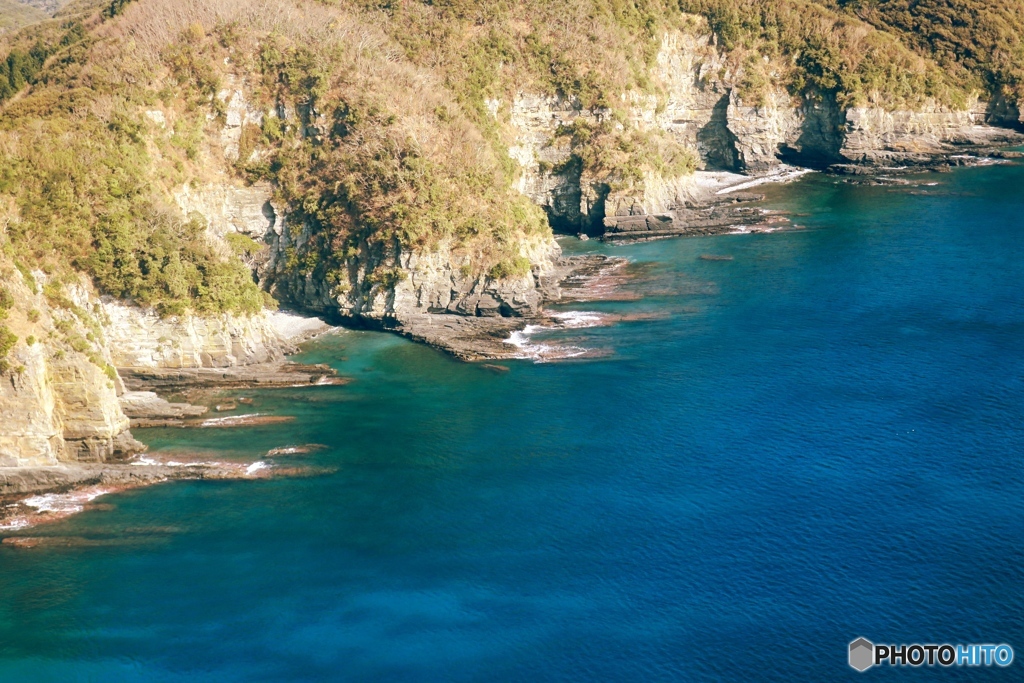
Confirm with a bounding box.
[842,0,1024,103]
[0,0,1019,363]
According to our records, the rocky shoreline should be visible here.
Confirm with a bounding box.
[0,254,628,531]
[391,140,1024,357]
[118,360,347,393]
[597,140,1023,243]
[0,460,260,534]
[0,451,332,538]
[372,253,631,360]
[3,142,1022,539]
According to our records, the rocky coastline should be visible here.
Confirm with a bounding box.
[3,150,1022,538]
[0,453,328,539]
[3,20,1024,533]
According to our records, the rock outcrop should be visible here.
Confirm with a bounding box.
[101,301,305,370]
[491,30,1022,241]
[0,266,140,467]
[0,246,330,469]
[4,10,1024,473]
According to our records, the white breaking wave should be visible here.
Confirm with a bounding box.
[504,311,606,362]
[245,461,270,476]
[20,489,111,515]
[550,311,605,328]
[132,454,229,468]
[200,414,262,427]
[0,518,30,531]
[950,155,1004,166]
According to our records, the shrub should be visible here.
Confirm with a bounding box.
[225,232,264,257]
[0,324,17,373]
[488,256,531,280]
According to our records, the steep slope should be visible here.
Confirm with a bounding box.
[845,0,1024,108]
[0,0,1022,468]
[0,1,47,35]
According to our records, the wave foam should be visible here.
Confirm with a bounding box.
[550,311,605,328]
[504,311,607,362]
[0,518,30,531]
[20,489,111,515]
[200,414,262,427]
[245,461,270,476]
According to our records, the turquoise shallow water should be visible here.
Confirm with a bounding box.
[1,163,1023,681]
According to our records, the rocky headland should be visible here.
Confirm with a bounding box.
[1,0,1023,523]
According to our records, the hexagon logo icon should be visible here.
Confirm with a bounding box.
[849,638,874,672]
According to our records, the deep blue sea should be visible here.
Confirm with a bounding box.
[1,162,1023,681]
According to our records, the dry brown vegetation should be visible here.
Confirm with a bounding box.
[0,0,1020,319]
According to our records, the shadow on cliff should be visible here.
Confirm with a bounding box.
[697,93,741,171]
[779,93,846,169]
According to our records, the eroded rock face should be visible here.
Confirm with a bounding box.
[262,224,560,325]
[498,30,1022,235]
[0,249,325,467]
[47,354,137,463]
[175,182,277,242]
[842,105,986,164]
[0,268,141,466]
[0,343,63,467]
[101,301,293,369]
[496,32,801,232]
[727,90,803,172]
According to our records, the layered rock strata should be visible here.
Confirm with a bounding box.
[496,31,1023,241]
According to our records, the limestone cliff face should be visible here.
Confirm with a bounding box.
[0,267,139,467]
[840,105,988,164]
[161,76,563,330]
[497,32,801,232]
[727,90,803,172]
[497,30,1019,234]
[47,352,135,463]
[0,341,63,467]
[175,182,278,243]
[262,216,560,323]
[178,31,1020,325]
[100,300,295,370]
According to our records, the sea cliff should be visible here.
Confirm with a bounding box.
[0,0,1022,476]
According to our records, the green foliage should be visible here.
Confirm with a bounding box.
[87,215,265,316]
[365,267,408,289]
[0,19,267,318]
[845,0,1024,102]
[552,118,697,187]
[165,37,221,106]
[103,0,136,19]
[225,232,264,257]
[0,324,16,373]
[488,256,531,280]
[249,35,549,293]
[103,363,118,381]
[14,261,38,294]
[0,42,50,103]
[2,0,1018,319]
[678,0,969,107]
[0,22,87,105]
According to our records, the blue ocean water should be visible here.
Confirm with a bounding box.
[1,163,1023,681]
